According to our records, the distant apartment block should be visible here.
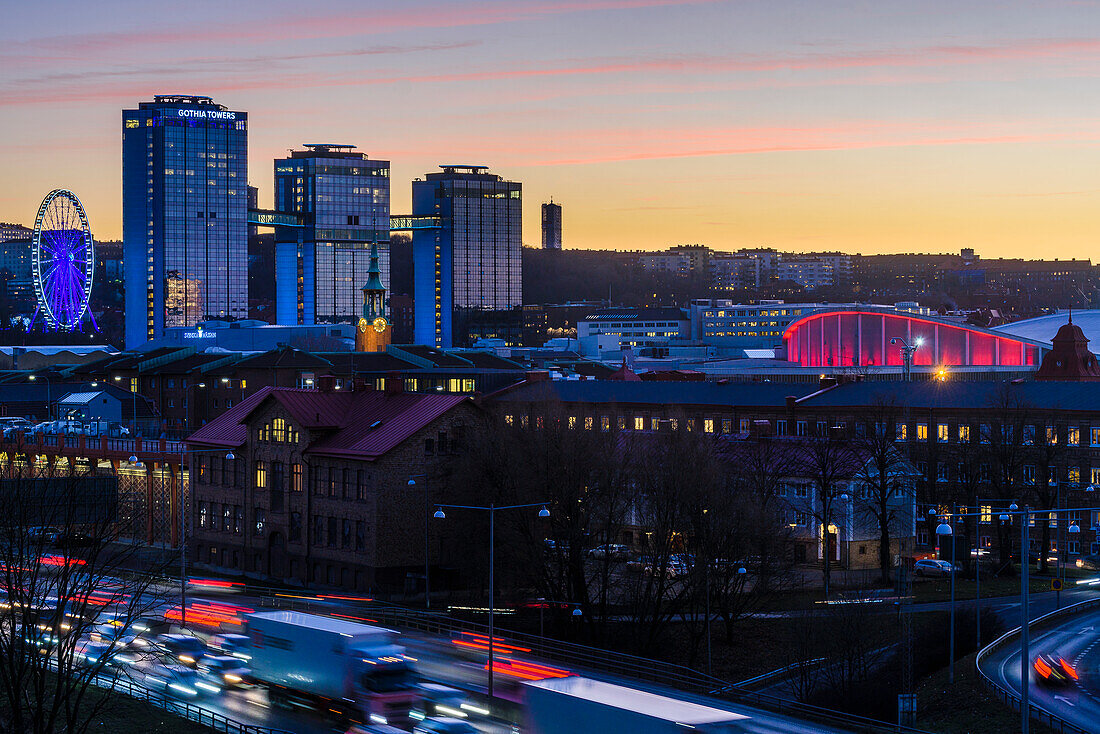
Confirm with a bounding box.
[638,245,850,290]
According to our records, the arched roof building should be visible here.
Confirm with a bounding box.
[782,308,1049,369]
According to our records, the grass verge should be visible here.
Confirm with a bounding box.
[913,651,1054,734]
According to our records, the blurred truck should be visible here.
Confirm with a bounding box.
[246,611,419,727]
[523,676,751,734]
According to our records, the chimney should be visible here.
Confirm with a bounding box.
[353,377,373,392]
[384,371,404,394]
[525,370,551,383]
[316,375,336,393]
[819,376,838,390]
[785,395,797,410]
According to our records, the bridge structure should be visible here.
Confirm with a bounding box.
[0,432,189,549]
[246,209,444,231]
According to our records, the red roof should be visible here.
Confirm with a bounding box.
[185,387,469,461]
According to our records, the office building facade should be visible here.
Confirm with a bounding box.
[412,166,521,347]
[123,95,248,348]
[541,200,561,249]
[273,145,390,326]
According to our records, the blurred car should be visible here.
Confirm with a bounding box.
[346,726,408,734]
[90,622,138,648]
[208,632,251,660]
[75,639,119,668]
[157,633,207,667]
[627,555,687,578]
[913,559,958,577]
[144,663,200,697]
[196,655,251,690]
[586,544,631,561]
[1034,653,1078,686]
[412,718,478,734]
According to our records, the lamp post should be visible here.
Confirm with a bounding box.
[407,475,430,608]
[934,516,956,683]
[889,337,923,382]
[434,501,550,700]
[28,374,51,420]
[822,491,850,600]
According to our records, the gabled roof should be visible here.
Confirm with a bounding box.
[228,346,333,371]
[185,386,470,461]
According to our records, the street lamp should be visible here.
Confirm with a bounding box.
[434,501,550,700]
[889,337,922,382]
[408,475,431,608]
[28,374,51,420]
[935,518,956,684]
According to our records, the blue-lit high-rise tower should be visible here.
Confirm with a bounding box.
[123,95,248,348]
[412,165,521,347]
[273,145,390,325]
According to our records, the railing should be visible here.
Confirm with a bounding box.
[731,657,827,689]
[975,596,1100,734]
[96,672,293,734]
[256,594,931,734]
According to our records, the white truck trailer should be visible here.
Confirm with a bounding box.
[523,676,752,734]
[246,610,419,727]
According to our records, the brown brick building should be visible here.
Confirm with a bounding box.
[185,379,481,591]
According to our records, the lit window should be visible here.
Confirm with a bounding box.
[634,416,644,431]
[958,425,970,443]
[255,461,267,489]
[704,419,714,434]
[937,424,949,443]
[1069,426,1080,446]
[917,423,928,441]
[1069,467,1081,486]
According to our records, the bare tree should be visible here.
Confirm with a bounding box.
[799,428,858,599]
[853,400,917,585]
[0,460,170,734]
[980,385,1032,573]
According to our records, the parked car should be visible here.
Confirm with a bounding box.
[586,544,631,561]
[913,559,959,577]
[542,539,570,553]
[412,718,478,734]
[197,655,251,690]
[1034,653,1078,686]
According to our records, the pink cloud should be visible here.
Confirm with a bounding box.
[7,0,721,57]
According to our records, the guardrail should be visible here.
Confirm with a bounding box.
[256,594,931,734]
[96,672,293,734]
[731,657,827,689]
[975,596,1100,734]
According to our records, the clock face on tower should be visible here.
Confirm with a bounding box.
[372,317,388,333]
[358,317,368,333]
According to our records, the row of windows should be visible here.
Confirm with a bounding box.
[196,503,367,550]
[258,418,299,444]
[896,423,1097,446]
[914,461,1100,486]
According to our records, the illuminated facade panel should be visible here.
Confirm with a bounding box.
[783,311,1043,368]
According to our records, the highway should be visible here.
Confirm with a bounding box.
[88,582,859,734]
[978,603,1100,733]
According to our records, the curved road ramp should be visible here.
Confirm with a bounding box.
[976,597,1100,733]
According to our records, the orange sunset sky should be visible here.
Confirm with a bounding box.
[3,0,1100,258]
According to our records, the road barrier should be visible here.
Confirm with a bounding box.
[975,596,1100,734]
[257,593,933,734]
[99,673,294,734]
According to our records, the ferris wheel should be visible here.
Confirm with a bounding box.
[31,189,95,332]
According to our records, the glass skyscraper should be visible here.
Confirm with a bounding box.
[273,145,390,325]
[123,95,248,348]
[412,165,522,347]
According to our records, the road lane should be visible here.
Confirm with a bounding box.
[979,607,1100,733]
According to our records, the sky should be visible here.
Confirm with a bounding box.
[3,0,1100,258]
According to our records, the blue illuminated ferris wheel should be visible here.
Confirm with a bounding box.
[31,189,97,332]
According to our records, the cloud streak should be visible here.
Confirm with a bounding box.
[7,0,722,57]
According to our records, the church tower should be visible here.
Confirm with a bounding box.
[356,244,391,352]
